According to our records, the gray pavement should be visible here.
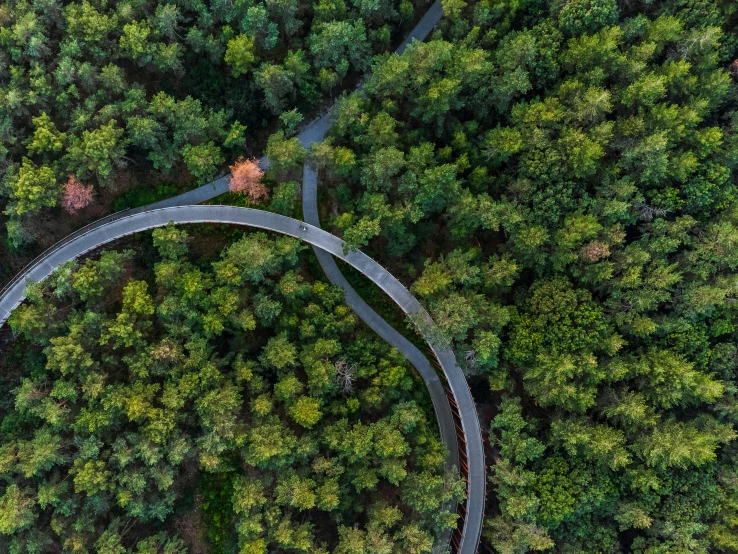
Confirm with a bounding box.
[0,4,485,553]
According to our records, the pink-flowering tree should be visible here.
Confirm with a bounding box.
[229,158,268,204]
[60,175,93,214]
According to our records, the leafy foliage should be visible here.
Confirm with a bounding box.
[309,0,738,551]
[0,0,425,244]
[0,227,462,553]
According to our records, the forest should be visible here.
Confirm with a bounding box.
[310,0,738,552]
[4,0,738,553]
[0,226,463,553]
[0,0,425,253]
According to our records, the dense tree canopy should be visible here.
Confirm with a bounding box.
[0,0,428,246]
[0,227,463,553]
[307,0,738,551]
[5,0,738,552]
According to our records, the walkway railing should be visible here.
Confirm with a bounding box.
[428,348,486,553]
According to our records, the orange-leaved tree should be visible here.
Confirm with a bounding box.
[229,157,268,204]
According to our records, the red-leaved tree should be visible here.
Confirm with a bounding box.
[61,175,93,215]
[229,158,268,203]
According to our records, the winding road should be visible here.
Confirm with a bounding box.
[0,4,485,553]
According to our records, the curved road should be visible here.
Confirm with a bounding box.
[0,206,485,553]
[299,6,484,553]
[0,4,485,553]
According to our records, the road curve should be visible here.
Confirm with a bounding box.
[0,207,478,532]
[300,6,486,554]
[299,19,487,554]
[0,205,485,554]
[0,3,485,552]
[298,5,487,553]
[0,207,440,336]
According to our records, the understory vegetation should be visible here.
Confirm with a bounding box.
[0,227,463,553]
[307,0,738,551]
